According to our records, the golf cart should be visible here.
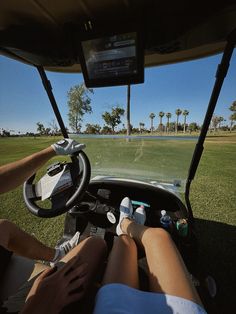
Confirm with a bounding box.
[1,1,236,313]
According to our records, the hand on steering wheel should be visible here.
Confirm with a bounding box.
[51,138,86,155]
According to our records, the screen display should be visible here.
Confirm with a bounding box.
[81,32,138,81]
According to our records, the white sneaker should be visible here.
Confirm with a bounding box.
[51,231,80,266]
[116,197,133,236]
[133,205,146,225]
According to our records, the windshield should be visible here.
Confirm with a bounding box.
[70,134,197,192]
[1,52,235,194]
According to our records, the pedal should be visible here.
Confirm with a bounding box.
[90,226,106,239]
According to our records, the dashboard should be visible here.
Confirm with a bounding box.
[68,179,188,232]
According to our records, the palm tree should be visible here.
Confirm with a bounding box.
[182,110,189,133]
[149,113,155,133]
[126,85,131,136]
[158,111,165,132]
[229,101,236,132]
[166,112,172,133]
[139,122,145,133]
[229,114,236,132]
[175,109,182,133]
[229,100,236,112]
[218,116,224,130]
[211,115,222,132]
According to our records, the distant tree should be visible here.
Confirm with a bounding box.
[229,101,236,112]
[175,109,182,133]
[229,101,236,132]
[139,122,145,133]
[158,111,165,132]
[85,123,101,134]
[229,113,236,132]
[26,132,35,137]
[2,129,10,137]
[119,123,133,135]
[182,110,189,133]
[44,127,51,136]
[67,83,93,133]
[49,119,59,135]
[166,112,172,133]
[211,116,218,132]
[102,106,125,133]
[149,113,155,133]
[188,122,199,132]
[101,125,112,134]
[132,127,140,133]
[211,115,224,132]
[218,116,224,129]
[168,122,176,132]
[36,122,45,135]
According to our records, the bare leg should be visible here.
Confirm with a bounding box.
[60,236,107,292]
[122,219,203,306]
[102,235,139,289]
[32,236,107,281]
[2,236,107,313]
[0,219,107,280]
[0,219,55,261]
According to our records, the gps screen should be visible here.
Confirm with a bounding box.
[81,32,139,81]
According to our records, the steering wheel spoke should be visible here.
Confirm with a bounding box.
[51,190,71,210]
[25,184,41,202]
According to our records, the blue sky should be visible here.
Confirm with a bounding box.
[0,51,236,133]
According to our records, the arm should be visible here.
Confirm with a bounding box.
[0,138,85,194]
[0,147,55,194]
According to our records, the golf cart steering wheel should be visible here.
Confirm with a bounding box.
[23,151,91,218]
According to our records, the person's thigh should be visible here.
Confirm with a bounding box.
[102,235,139,289]
[2,236,107,313]
[60,236,107,291]
[142,228,203,306]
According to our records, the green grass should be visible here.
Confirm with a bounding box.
[0,134,235,312]
[190,137,236,312]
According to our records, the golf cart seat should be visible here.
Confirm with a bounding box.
[0,254,46,305]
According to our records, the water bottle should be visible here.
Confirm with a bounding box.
[160,210,172,229]
[134,205,146,224]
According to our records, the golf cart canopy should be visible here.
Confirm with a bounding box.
[1,0,236,75]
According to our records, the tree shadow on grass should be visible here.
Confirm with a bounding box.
[192,218,236,314]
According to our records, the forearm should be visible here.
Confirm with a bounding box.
[0,147,56,194]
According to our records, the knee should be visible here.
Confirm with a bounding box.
[152,227,170,240]
[116,235,137,251]
[143,227,171,244]
[84,236,107,255]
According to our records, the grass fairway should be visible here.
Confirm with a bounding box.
[0,134,235,312]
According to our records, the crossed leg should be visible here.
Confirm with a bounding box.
[0,219,107,283]
[0,219,107,312]
[60,236,107,292]
[102,219,203,307]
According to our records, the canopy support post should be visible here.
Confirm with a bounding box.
[185,29,236,223]
[36,66,69,139]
